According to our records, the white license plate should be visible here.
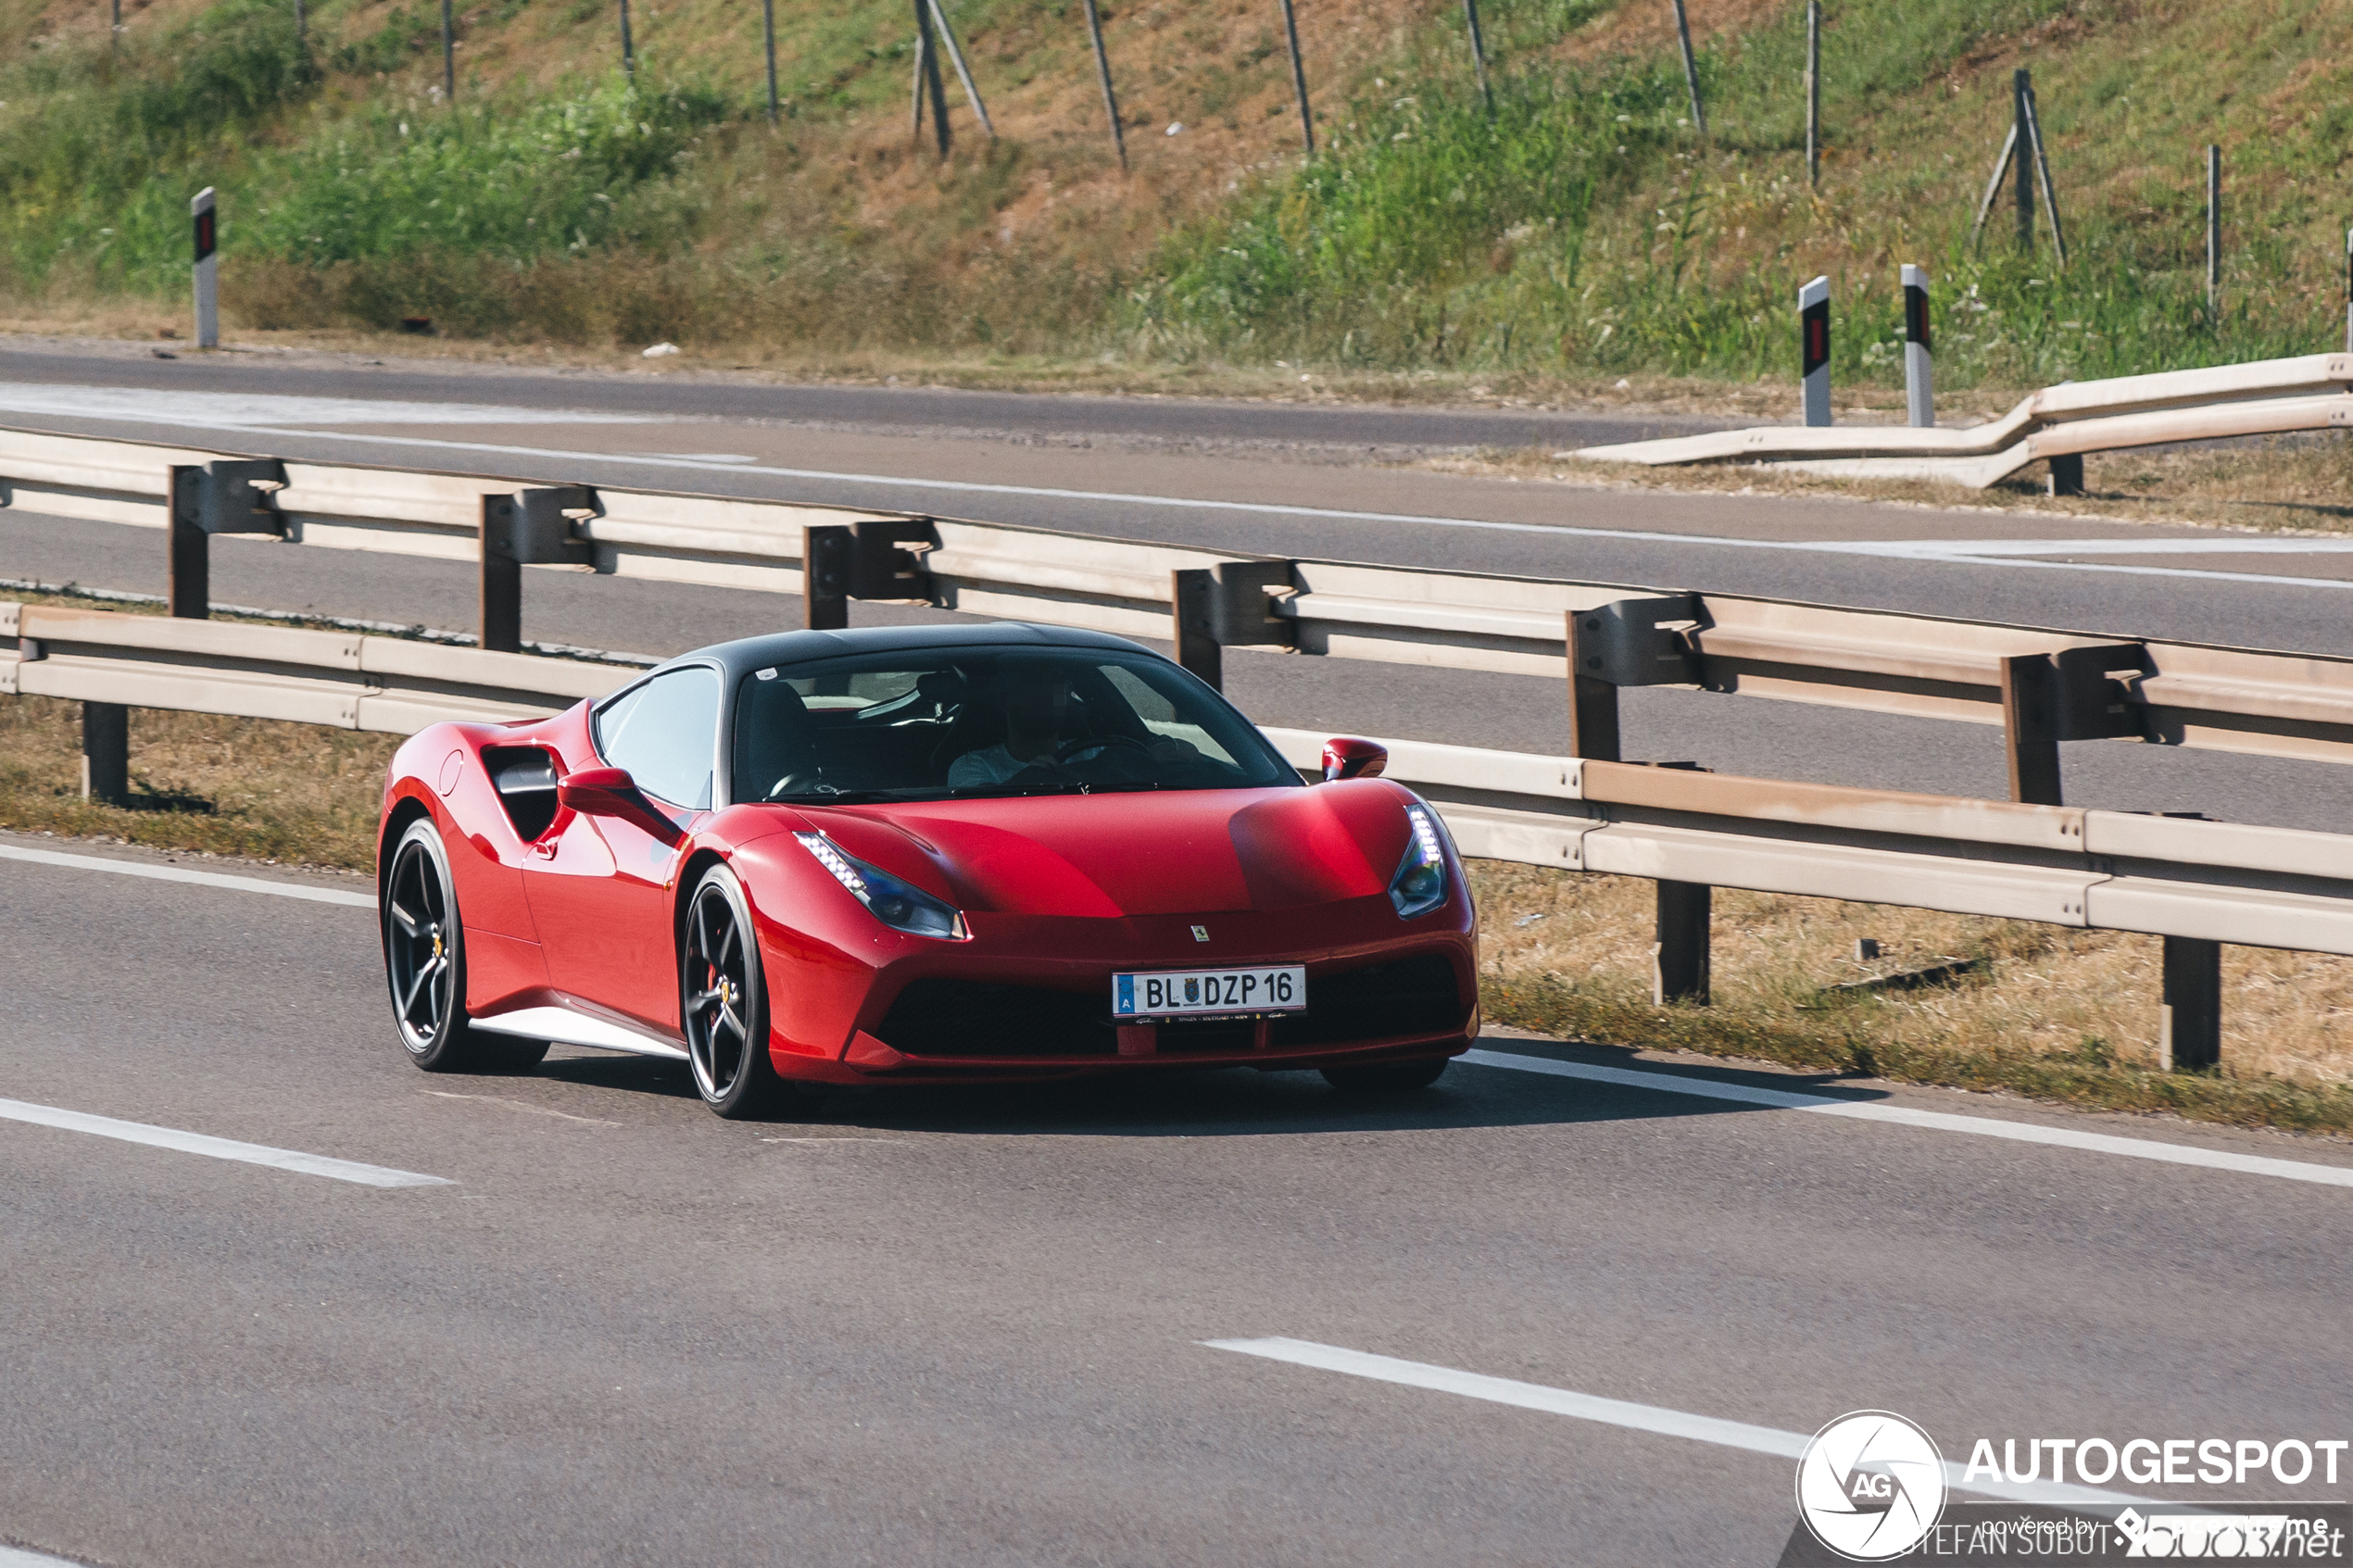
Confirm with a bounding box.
[1114,965,1306,1020]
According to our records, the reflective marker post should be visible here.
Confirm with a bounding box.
[1901,263,1933,428]
[1799,274,1831,427]
[191,187,219,349]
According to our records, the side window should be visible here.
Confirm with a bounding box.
[594,666,723,809]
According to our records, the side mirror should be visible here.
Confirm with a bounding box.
[1321,736,1389,783]
[558,766,684,845]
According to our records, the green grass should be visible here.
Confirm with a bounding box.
[1131,0,2352,387]
[0,0,315,288]
[3,0,2349,383]
[3,8,728,298]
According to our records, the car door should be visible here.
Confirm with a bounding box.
[525,664,724,1032]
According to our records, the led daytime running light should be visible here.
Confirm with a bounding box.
[1390,803,1450,920]
[794,832,969,940]
[797,832,869,897]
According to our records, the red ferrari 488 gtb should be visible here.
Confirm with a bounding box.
[377,623,1478,1117]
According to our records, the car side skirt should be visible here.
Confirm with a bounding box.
[472,1003,690,1061]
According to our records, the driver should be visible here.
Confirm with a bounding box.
[949,662,1101,785]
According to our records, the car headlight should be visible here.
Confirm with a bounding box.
[794,832,969,940]
[1390,803,1449,919]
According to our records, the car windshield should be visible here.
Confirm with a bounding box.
[730,646,1302,804]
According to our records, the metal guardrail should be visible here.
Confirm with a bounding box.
[6,600,2344,1072]
[923,521,2353,778]
[9,423,2353,786]
[0,427,895,612]
[1563,353,2353,489]
[9,601,2346,960]
[0,603,634,731]
[7,417,2351,1070]
[1258,728,2353,958]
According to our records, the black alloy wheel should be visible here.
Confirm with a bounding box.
[682,863,806,1119]
[384,817,546,1073]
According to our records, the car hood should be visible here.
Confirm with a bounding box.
[791,782,1416,917]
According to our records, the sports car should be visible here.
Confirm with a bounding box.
[376,622,1478,1117]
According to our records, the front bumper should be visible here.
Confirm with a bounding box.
[773,897,1478,1085]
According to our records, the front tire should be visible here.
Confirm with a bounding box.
[384,817,547,1073]
[1320,1058,1450,1094]
[682,863,810,1120]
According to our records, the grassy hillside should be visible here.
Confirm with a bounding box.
[1,0,2348,392]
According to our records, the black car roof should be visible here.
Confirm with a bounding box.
[662,621,1157,683]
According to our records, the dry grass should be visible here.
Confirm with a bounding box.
[1426,429,2353,540]
[1471,859,2353,1135]
[0,693,396,869]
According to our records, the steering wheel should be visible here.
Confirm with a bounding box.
[764,769,832,799]
[1054,734,1154,764]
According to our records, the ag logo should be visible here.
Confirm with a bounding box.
[1794,1411,1946,1561]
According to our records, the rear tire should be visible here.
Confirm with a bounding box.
[682,863,816,1120]
[1320,1057,1450,1094]
[384,817,547,1073]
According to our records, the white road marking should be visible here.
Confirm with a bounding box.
[0,383,658,428]
[0,844,375,907]
[0,1544,90,1567]
[222,425,2353,594]
[1848,536,2353,557]
[1203,1337,2154,1510]
[0,1097,451,1187]
[1465,1048,2353,1188]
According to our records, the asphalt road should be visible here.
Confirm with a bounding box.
[4,834,2350,1568]
[4,347,2352,828]
[0,341,1731,456]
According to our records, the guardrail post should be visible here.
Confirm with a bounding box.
[2159,936,2221,1072]
[1998,644,2147,806]
[1567,611,1620,762]
[1173,569,1221,687]
[799,520,937,633]
[1172,561,1297,691]
[2046,452,2085,496]
[804,525,851,630]
[82,701,129,805]
[168,466,210,619]
[481,487,596,651]
[168,459,289,620]
[1569,597,1713,1006]
[480,496,523,653]
[1567,596,1702,761]
[1654,881,1711,1006]
[1998,653,2064,806]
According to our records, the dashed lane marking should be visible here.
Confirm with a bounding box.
[0,844,374,907]
[1202,1337,2153,1510]
[0,1097,452,1188]
[0,1544,90,1567]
